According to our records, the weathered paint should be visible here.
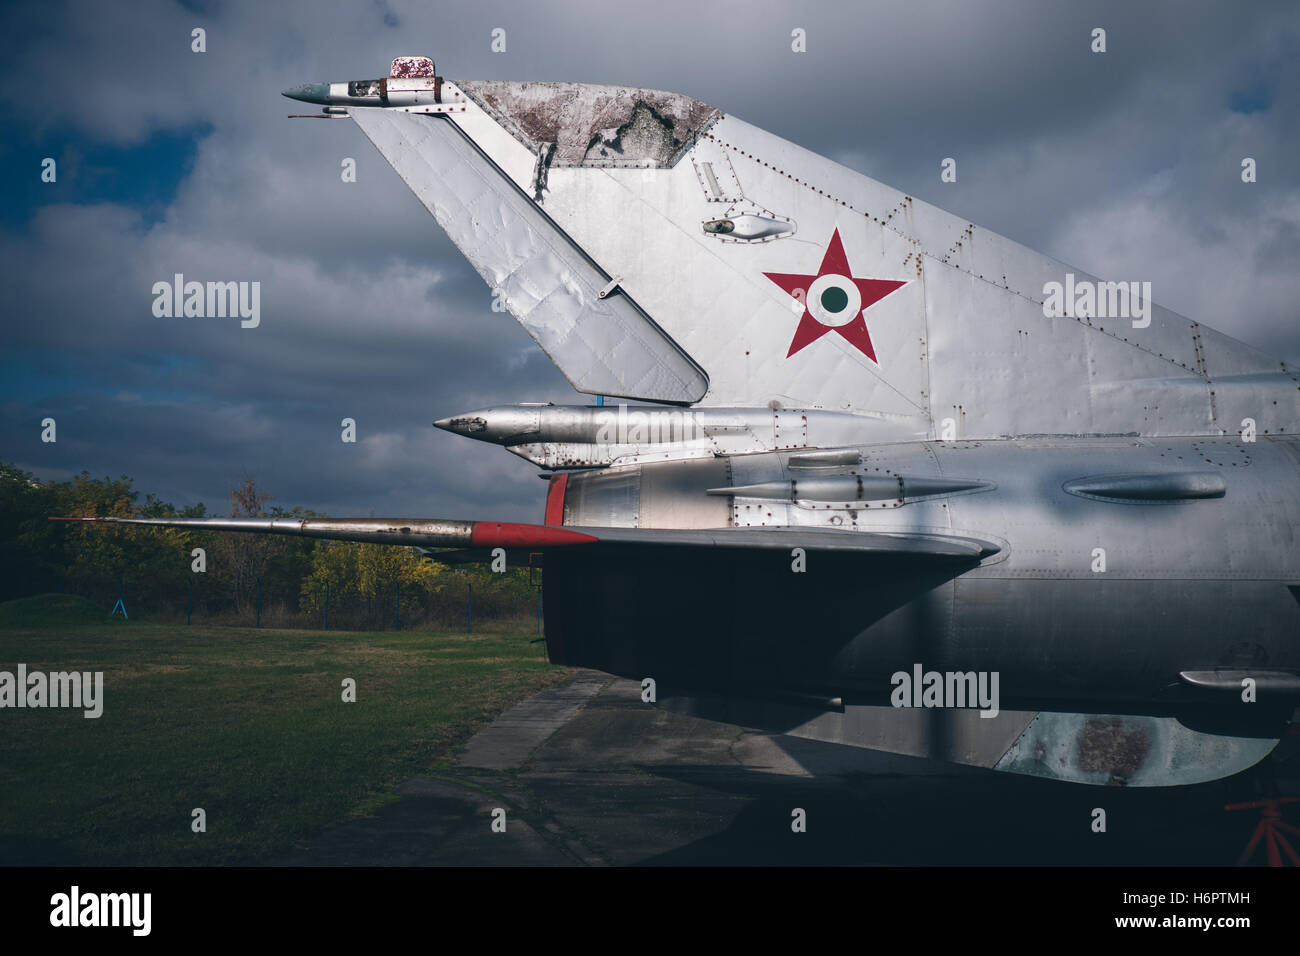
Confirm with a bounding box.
[455,81,721,167]
[390,55,435,78]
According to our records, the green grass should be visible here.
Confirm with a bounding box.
[0,595,570,865]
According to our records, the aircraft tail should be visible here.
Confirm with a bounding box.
[350,75,1300,440]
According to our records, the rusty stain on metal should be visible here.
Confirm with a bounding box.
[456,81,720,167]
[1078,717,1150,776]
[532,142,556,200]
[348,79,383,98]
[390,56,435,78]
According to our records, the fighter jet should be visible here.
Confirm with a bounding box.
[68,56,1300,787]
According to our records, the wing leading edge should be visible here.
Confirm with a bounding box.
[49,515,997,560]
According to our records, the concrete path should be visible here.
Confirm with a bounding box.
[457,673,609,771]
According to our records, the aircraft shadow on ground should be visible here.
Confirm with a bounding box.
[630,738,1283,866]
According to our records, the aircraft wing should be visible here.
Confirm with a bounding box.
[49,516,997,560]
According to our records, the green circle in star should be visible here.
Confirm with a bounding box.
[820,286,849,313]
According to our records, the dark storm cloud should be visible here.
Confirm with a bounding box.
[1,0,1296,518]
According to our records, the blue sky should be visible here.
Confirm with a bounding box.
[1,126,207,229]
[1,0,1296,520]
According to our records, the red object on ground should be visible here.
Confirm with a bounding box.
[1224,796,1300,866]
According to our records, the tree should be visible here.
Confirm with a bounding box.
[208,477,277,615]
[301,541,446,628]
[0,463,63,601]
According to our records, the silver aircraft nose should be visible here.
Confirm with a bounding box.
[434,407,545,445]
[434,414,491,438]
[282,82,331,105]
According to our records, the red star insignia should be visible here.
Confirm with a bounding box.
[763,228,907,363]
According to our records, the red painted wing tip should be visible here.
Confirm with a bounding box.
[470,522,598,548]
